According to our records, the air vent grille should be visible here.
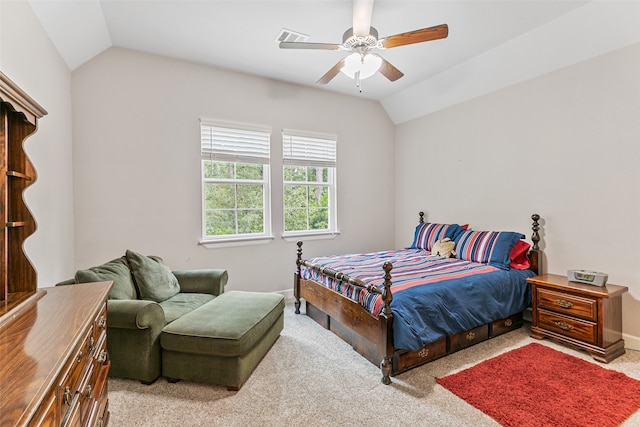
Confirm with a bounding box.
[275,28,309,43]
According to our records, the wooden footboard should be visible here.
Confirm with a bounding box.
[294,242,394,384]
[294,213,542,384]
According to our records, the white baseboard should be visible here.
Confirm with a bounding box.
[275,288,295,303]
[624,332,640,351]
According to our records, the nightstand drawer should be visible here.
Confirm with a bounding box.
[537,309,597,345]
[537,288,597,321]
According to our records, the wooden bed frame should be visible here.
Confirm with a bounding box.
[293,213,542,384]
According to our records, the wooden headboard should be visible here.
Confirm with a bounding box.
[417,211,542,275]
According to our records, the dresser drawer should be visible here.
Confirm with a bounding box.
[59,329,92,399]
[537,309,597,345]
[537,288,597,321]
[93,303,107,342]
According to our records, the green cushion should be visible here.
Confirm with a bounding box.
[161,291,285,357]
[126,249,180,302]
[159,293,216,324]
[75,256,137,300]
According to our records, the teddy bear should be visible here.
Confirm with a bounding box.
[431,238,457,258]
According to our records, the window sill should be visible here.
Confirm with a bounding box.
[199,235,274,249]
[282,230,340,243]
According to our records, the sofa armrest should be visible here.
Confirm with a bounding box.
[173,269,228,296]
[107,299,165,330]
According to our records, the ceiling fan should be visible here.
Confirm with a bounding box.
[279,0,448,89]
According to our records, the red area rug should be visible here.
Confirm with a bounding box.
[436,343,640,427]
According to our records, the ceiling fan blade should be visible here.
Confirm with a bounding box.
[380,24,448,49]
[353,0,374,37]
[316,58,346,85]
[377,56,404,82]
[279,41,342,50]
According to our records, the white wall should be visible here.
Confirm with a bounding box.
[0,0,76,286]
[395,43,640,348]
[71,47,395,294]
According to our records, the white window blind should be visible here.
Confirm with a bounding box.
[201,122,270,164]
[282,130,337,167]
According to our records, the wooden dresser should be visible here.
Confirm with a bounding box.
[0,70,113,426]
[0,281,112,426]
[528,273,628,363]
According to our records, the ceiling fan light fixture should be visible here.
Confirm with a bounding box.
[340,53,382,80]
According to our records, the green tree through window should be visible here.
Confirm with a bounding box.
[201,122,271,240]
[283,131,337,234]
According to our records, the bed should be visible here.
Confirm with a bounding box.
[293,212,542,384]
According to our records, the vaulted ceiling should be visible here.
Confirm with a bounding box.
[29,1,639,123]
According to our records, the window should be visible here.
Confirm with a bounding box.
[201,120,272,243]
[283,130,337,236]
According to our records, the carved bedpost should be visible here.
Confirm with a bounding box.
[529,214,542,275]
[531,214,540,250]
[419,211,425,224]
[380,261,394,385]
[294,241,303,314]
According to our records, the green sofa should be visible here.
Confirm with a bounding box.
[58,249,228,384]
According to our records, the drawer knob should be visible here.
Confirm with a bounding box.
[98,349,108,364]
[555,299,574,309]
[63,386,72,406]
[554,321,573,331]
[85,384,92,399]
[88,336,95,352]
[466,331,476,341]
[98,316,107,329]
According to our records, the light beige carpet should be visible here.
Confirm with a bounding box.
[108,304,640,426]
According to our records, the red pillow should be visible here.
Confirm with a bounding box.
[509,240,531,270]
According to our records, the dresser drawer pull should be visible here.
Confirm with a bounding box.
[554,321,573,331]
[88,336,95,352]
[63,386,73,406]
[85,385,92,399]
[555,299,574,309]
[98,316,107,329]
[98,350,108,364]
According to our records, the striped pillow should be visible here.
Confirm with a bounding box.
[410,223,465,251]
[455,230,524,270]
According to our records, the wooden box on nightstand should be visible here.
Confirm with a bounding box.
[527,273,628,363]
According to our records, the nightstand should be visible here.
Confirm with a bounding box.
[528,273,628,363]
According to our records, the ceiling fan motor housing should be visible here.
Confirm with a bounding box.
[342,27,379,49]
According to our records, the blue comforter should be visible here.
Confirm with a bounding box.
[301,249,533,351]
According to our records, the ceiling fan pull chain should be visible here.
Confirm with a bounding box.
[356,71,362,92]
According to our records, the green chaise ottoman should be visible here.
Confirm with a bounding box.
[160,290,285,390]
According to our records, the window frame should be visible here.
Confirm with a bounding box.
[199,119,273,247]
[282,129,339,240]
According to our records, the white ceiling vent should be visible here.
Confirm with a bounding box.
[275,28,309,44]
